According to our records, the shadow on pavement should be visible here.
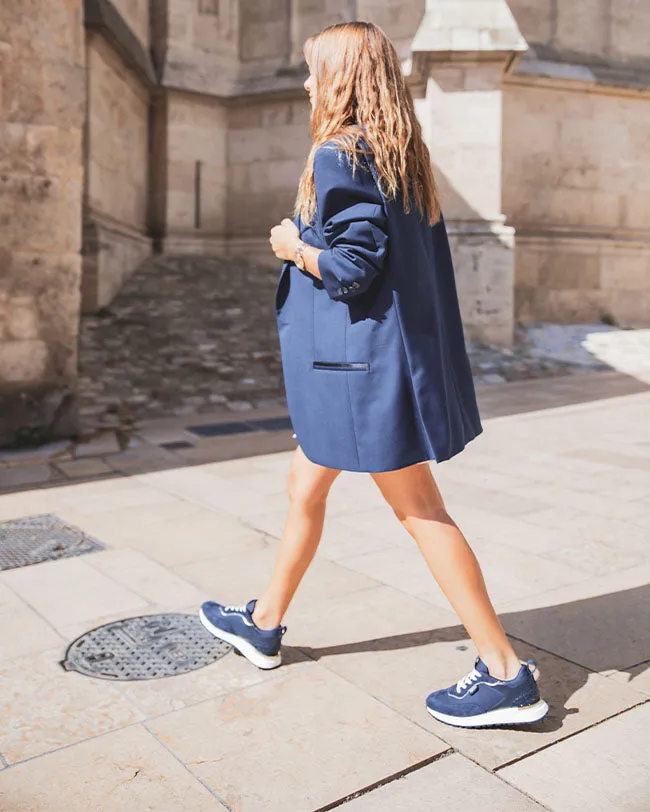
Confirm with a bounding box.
[293,583,650,733]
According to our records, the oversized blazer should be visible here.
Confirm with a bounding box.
[275,136,483,473]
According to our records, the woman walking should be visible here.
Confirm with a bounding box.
[200,21,548,729]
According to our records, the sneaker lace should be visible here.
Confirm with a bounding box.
[456,666,482,693]
[223,603,248,613]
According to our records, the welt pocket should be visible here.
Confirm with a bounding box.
[313,361,370,371]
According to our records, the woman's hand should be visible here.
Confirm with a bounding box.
[269,218,300,261]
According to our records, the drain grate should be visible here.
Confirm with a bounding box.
[185,415,293,438]
[62,613,232,680]
[0,514,105,571]
[186,421,252,438]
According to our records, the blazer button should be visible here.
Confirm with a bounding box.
[342,286,349,294]
[351,281,360,289]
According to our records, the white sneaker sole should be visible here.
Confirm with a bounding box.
[199,608,282,670]
[427,698,549,728]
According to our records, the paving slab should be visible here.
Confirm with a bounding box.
[175,546,382,620]
[311,623,647,771]
[0,648,144,763]
[338,535,588,612]
[48,499,204,549]
[499,564,650,674]
[0,724,222,811]
[341,752,545,810]
[85,548,207,609]
[0,603,63,662]
[115,632,308,719]
[499,703,650,811]
[0,557,149,631]
[147,661,449,812]
[57,481,184,515]
[105,508,274,568]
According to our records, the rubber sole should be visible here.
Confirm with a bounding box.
[199,608,282,670]
[426,698,549,728]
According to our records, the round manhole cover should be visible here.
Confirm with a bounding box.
[62,613,231,680]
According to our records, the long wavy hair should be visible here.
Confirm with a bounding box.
[294,21,440,227]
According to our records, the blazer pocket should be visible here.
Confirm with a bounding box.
[313,361,370,371]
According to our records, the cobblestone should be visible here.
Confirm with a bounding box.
[74,255,649,440]
[77,254,285,436]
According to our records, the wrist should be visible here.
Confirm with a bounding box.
[293,238,307,270]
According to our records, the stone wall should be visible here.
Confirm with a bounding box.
[162,91,229,254]
[82,31,151,311]
[163,0,241,95]
[508,0,650,65]
[111,0,149,49]
[503,81,650,325]
[225,97,312,263]
[0,0,85,446]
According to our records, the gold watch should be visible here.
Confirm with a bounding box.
[294,239,307,271]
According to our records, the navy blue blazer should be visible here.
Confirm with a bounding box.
[275,138,483,473]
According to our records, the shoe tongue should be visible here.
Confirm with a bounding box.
[246,599,257,616]
[474,656,490,675]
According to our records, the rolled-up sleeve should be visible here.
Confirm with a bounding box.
[314,145,388,303]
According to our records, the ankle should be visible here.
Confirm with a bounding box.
[480,650,522,681]
[251,603,282,631]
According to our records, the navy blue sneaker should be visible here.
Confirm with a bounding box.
[199,599,286,670]
[426,656,549,728]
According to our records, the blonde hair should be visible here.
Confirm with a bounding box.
[294,21,441,226]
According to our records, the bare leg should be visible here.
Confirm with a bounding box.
[252,446,341,630]
[371,461,522,681]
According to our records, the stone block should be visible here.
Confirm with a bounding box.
[447,224,515,345]
[344,752,543,810]
[0,556,148,630]
[5,296,40,341]
[537,250,600,290]
[0,725,220,810]
[0,173,81,254]
[86,35,149,228]
[500,704,650,811]
[555,2,609,57]
[610,1,650,63]
[111,0,149,49]
[0,646,144,763]
[81,218,151,312]
[504,0,555,44]
[147,662,447,811]
[0,340,49,385]
[0,603,63,662]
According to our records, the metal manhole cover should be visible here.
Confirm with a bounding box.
[0,514,105,571]
[62,613,232,680]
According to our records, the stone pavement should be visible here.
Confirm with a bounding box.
[0,373,649,811]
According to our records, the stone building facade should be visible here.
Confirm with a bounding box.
[1,0,649,445]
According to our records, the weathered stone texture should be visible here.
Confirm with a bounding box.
[0,0,85,446]
[227,98,311,239]
[448,225,515,345]
[509,0,650,65]
[162,91,228,250]
[358,0,426,57]
[82,32,151,312]
[504,83,650,325]
[426,63,506,223]
[111,0,150,49]
[86,34,149,230]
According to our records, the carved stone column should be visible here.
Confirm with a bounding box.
[412,0,526,344]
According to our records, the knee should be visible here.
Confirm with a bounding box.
[286,470,330,510]
[391,502,454,533]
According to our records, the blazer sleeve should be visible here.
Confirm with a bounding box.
[314,145,388,303]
